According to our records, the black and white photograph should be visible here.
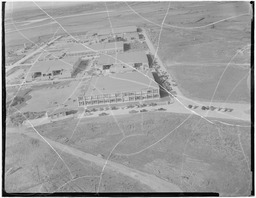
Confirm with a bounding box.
[2,1,253,196]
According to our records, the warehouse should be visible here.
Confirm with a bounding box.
[26,59,73,81]
[77,71,160,107]
[96,51,149,72]
[65,42,123,56]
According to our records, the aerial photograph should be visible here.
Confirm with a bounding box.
[4,1,252,195]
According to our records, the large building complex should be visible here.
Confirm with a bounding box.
[77,71,160,107]
[65,42,124,57]
[96,51,149,72]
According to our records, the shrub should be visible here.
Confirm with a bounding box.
[11,96,25,107]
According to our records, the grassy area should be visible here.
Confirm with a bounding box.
[167,65,250,103]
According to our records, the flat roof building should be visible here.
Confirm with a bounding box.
[96,51,149,72]
[78,71,160,107]
[26,59,74,81]
[65,42,124,57]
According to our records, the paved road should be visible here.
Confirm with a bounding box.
[81,100,249,122]
[7,127,182,192]
[142,28,250,122]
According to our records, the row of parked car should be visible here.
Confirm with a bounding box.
[129,107,167,114]
[188,105,233,112]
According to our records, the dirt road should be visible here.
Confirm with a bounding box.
[7,127,182,192]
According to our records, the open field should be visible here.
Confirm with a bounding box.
[5,131,152,192]
[25,112,252,195]
[4,1,252,194]
[167,65,250,103]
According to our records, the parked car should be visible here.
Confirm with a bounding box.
[140,109,148,112]
[188,105,193,109]
[158,108,166,111]
[129,110,139,114]
[99,112,109,116]
[209,106,217,111]
[127,105,134,109]
[149,103,157,106]
[201,106,210,110]
[111,106,118,110]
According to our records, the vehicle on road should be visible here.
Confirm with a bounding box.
[127,105,135,109]
[158,108,167,111]
[111,106,118,110]
[99,112,109,116]
[129,110,139,114]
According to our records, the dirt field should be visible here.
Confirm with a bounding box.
[5,131,152,193]
[19,80,86,112]
[167,65,250,103]
[5,1,252,194]
[28,112,251,195]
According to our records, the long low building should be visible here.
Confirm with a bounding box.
[96,51,149,72]
[65,42,123,57]
[26,59,74,81]
[77,71,160,107]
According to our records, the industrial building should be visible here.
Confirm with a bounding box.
[26,59,74,81]
[96,51,149,72]
[77,71,160,107]
[65,42,124,57]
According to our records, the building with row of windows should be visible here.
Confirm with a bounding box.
[78,71,160,107]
